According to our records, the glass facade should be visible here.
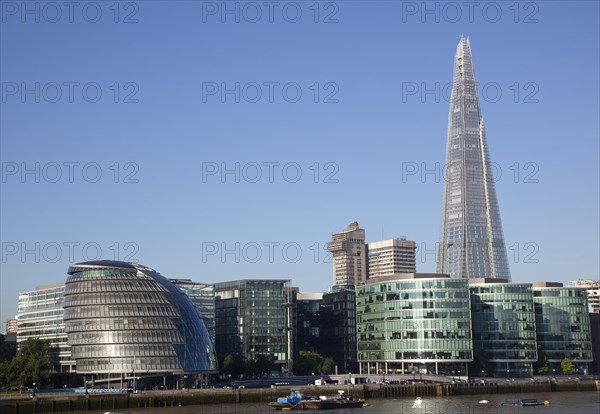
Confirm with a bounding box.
[590,313,600,375]
[568,279,600,314]
[214,279,291,372]
[294,292,323,357]
[321,285,357,373]
[64,261,217,374]
[17,282,74,372]
[532,284,593,374]
[437,36,510,280]
[470,281,537,378]
[356,275,472,376]
[170,280,216,345]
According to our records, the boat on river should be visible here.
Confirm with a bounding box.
[501,398,550,406]
[269,390,366,410]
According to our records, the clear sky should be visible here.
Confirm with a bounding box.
[1,1,599,325]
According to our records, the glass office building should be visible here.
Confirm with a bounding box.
[294,292,323,357]
[568,279,600,314]
[170,279,216,345]
[213,279,292,373]
[470,279,537,378]
[356,274,472,376]
[532,282,593,374]
[437,36,511,280]
[321,285,358,374]
[590,313,600,375]
[17,282,75,373]
[64,261,217,375]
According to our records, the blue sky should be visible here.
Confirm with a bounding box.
[1,1,599,324]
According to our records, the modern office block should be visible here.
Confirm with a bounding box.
[356,274,472,376]
[367,238,416,278]
[321,285,358,374]
[328,222,367,286]
[532,282,593,374]
[469,279,537,378]
[589,313,600,375]
[568,279,600,314]
[63,261,217,376]
[437,36,510,280]
[0,332,17,361]
[213,279,292,374]
[17,282,74,373]
[294,292,323,356]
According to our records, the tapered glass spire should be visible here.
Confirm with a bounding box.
[437,36,511,280]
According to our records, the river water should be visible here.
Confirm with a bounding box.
[79,391,599,413]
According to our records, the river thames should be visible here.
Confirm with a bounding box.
[73,391,599,414]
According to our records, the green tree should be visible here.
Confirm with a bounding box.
[294,351,324,375]
[560,358,575,375]
[534,350,549,374]
[0,360,13,389]
[221,354,245,380]
[244,358,256,378]
[320,357,336,374]
[252,355,277,378]
[9,338,52,388]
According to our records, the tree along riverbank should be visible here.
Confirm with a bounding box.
[0,379,598,414]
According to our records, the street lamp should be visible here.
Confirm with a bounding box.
[481,370,485,382]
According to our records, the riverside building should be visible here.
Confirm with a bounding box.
[213,279,293,374]
[321,285,358,374]
[170,279,216,345]
[568,279,600,314]
[294,292,323,357]
[356,273,473,376]
[469,279,537,378]
[63,261,217,389]
[532,282,593,374]
[16,282,74,373]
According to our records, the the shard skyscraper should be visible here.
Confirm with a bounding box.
[437,36,511,281]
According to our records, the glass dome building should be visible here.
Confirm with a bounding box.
[63,260,217,375]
